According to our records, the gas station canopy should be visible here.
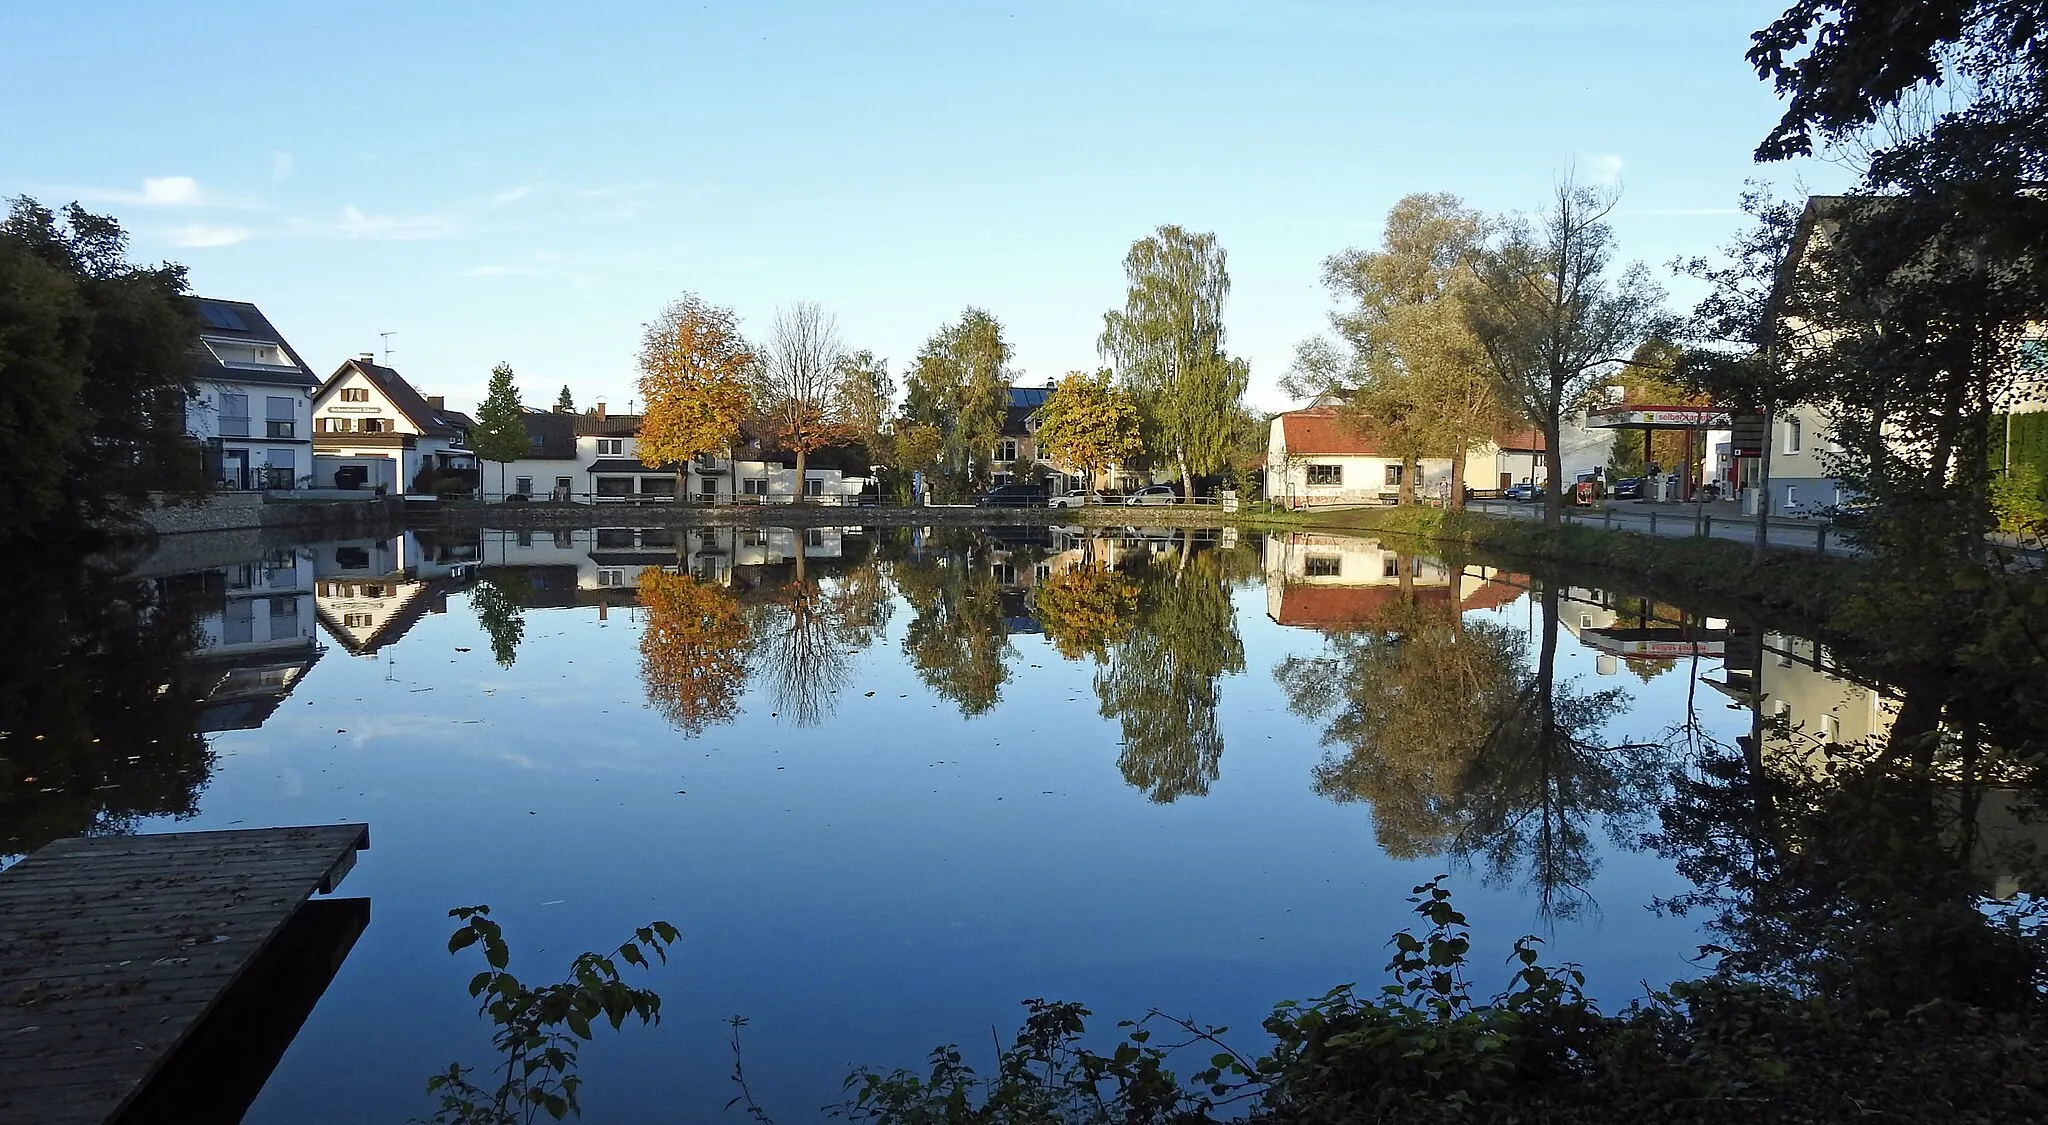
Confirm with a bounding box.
[1585,405,1730,429]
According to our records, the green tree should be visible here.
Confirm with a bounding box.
[1466,178,1666,527]
[1288,194,1506,509]
[1034,369,1142,491]
[1099,225,1251,490]
[0,198,203,539]
[835,349,895,494]
[637,294,755,499]
[904,308,1012,479]
[554,384,574,412]
[471,362,529,500]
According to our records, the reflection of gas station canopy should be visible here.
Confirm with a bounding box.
[1585,405,1730,429]
[1578,626,1727,658]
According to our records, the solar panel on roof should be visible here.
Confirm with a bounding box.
[198,304,248,330]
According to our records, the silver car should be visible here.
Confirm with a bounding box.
[1047,491,1104,509]
[1123,485,1180,506]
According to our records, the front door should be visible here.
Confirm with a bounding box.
[1498,471,1512,490]
[222,449,249,490]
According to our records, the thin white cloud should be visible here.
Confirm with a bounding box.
[1587,153,1626,186]
[166,223,252,248]
[489,185,533,205]
[336,205,459,240]
[272,152,295,182]
[71,175,212,207]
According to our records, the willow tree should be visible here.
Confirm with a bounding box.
[756,303,848,502]
[1288,194,1508,508]
[1034,369,1141,491]
[637,294,755,499]
[1467,178,1666,527]
[1099,225,1251,490]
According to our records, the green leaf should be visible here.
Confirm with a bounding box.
[448,928,481,955]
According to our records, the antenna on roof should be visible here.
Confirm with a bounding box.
[378,331,397,365]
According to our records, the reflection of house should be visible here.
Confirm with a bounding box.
[477,525,847,595]
[184,298,319,492]
[311,357,476,493]
[1262,533,1451,627]
[169,546,324,730]
[311,531,477,656]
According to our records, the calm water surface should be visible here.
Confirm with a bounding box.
[2,523,1925,1120]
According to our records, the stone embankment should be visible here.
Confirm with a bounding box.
[426,500,1240,530]
[141,491,400,538]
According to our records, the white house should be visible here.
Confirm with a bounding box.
[486,404,872,504]
[1267,407,1452,508]
[311,357,476,493]
[184,298,319,490]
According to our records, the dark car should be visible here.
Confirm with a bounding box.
[1610,477,1643,500]
[975,483,1047,508]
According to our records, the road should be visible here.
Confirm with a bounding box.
[1466,497,1861,556]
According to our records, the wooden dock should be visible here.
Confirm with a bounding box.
[0,823,370,1125]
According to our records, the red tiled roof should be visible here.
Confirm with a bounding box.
[1491,425,1547,453]
[1276,408,1383,456]
[1459,573,1530,613]
[1274,585,1451,628]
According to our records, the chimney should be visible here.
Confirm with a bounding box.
[426,395,445,410]
[594,401,607,421]
[358,352,376,363]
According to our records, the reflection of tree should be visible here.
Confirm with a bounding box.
[0,547,211,856]
[470,574,530,667]
[893,539,1012,716]
[825,557,893,650]
[1279,596,1522,857]
[1284,576,1664,918]
[754,581,851,728]
[1095,541,1245,802]
[1032,565,1138,663]
[1654,673,2048,1013]
[638,570,751,736]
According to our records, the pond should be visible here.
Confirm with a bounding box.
[1,522,2038,1121]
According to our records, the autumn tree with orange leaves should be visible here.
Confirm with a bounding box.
[638,569,752,735]
[638,295,756,501]
[1032,565,1138,662]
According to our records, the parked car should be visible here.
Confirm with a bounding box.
[1610,477,1643,500]
[975,483,1047,508]
[1046,491,1106,509]
[1123,484,1181,506]
[1503,482,1544,503]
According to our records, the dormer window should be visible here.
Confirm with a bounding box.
[596,438,624,456]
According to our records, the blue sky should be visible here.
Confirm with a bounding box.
[1,1,1845,413]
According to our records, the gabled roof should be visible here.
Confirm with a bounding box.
[522,410,579,459]
[575,413,644,437]
[186,296,319,388]
[1273,407,1385,456]
[1490,425,1547,453]
[317,359,467,437]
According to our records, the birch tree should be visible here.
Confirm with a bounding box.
[1099,225,1250,491]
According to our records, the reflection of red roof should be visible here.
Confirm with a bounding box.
[1491,426,1547,453]
[1459,573,1529,613]
[1275,584,1450,628]
[1276,408,1383,456]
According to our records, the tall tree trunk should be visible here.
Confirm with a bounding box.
[1542,423,1565,528]
[1753,406,1774,564]
[794,446,808,506]
[1177,449,1193,497]
[1449,444,1466,511]
[1400,455,1417,506]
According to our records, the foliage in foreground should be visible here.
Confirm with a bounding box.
[419,906,679,1125]
[828,878,2048,1125]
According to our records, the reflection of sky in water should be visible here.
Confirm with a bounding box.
[145,547,1747,1123]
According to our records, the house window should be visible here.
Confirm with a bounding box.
[553,530,573,548]
[1382,555,1400,578]
[992,562,1018,585]
[995,439,1018,462]
[342,612,373,628]
[1784,416,1802,453]
[596,529,636,548]
[341,387,370,402]
[639,476,678,497]
[1035,563,1053,581]
[1384,464,1404,487]
[1304,555,1341,577]
[597,569,625,587]
[1306,464,1342,486]
[594,477,634,497]
[990,473,1011,487]
[1822,714,1841,744]
[804,528,824,548]
[517,530,533,548]
[361,418,385,433]
[1773,699,1792,720]
[555,476,573,495]
[219,392,250,437]
[597,438,624,456]
[1783,486,1797,514]
[266,396,296,438]
[743,478,768,496]
[742,528,768,547]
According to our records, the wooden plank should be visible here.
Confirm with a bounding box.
[0,824,368,1125]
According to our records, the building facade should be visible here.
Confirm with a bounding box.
[311,357,476,493]
[184,298,319,491]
